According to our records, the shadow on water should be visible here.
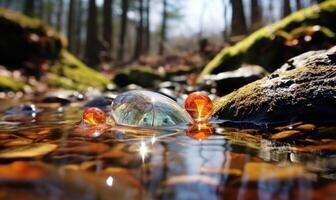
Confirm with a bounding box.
[0,100,335,199]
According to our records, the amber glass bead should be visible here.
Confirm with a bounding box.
[187,123,213,140]
[82,107,106,126]
[184,92,213,122]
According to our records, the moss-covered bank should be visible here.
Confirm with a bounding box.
[0,8,110,91]
[201,0,336,78]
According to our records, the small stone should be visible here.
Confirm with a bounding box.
[84,96,114,110]
[185,92,213,122]
[82,107,106,126]
[4,104,38,115]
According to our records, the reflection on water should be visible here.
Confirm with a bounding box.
[0,101,335,200]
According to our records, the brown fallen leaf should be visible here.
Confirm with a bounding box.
[0,161,44,181]
[2,138,33,147]
[55,141,109,155]
[0,143,57,158]
[295,124,316,132]
[290,141,336,152]
[200,167,242,176]
[164,175,219,187]
[274,122,303,131]
[243,162,311,181]
[271,130,301,140]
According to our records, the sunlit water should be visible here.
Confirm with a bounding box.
[0,99,335,200]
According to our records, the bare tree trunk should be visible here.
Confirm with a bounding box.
[222,0,228,41]
[144,0,150,54]
[198,0,207,40]
[296,0,302,10]
[75,0,83,56]
[67,0,75,52]
[23,0,35,17]
[133,0,144,60]
[45,0,53,25]
[282,0,291,18]
[268,0,274,23]
[230,0,247,36]
[103,0,113,53]
[56,0,63,32]
[85,0,100,67]
[159,0,167,55]
[117,0,129,62]
[250,0,262,31]
[36,0,43,19]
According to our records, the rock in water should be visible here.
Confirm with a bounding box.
[214,47,336,123]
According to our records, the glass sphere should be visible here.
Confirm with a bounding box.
[82,107,106,126]
[111,90,193,127]
[184,92,213,122]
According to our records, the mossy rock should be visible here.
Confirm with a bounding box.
[0,8,110,91]
[0,7,65,70]
[201,0,336,79]
[213,47,336,123]
[48,51,111,90]
[113,66,163,88]
[0,76,26,91]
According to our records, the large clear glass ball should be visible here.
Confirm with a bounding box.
[111,90,193,127]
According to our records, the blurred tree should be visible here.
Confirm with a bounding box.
[222,0,229,41]
[296,0,302,10]
[85,0,100,67]
[198,0,207,40]
[159,0,167,55]
[103,0,114,54]
[23,0,35,17]
[282,0,291,18]
[36,0,43,18]
[44,0,53,25]
[67,0,75,52]
[250,0,262,31]
[117,0,129,62]
[267,0,274,23]
[144,0,150,54]
[133,0,144,59]
[230,0,247,36]
[75,0,83,56]
[56,0,63,31]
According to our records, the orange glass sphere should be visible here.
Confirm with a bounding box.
[82,107,106,126]
[187,123,213,140]
[184,92,213,122]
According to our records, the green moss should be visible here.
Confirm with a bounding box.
[113,66,164,88]
[49,51,111,90]
[0,8,111,91]
[0,76,26,91]
[0,7,66,67]
[200,0,336,78]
